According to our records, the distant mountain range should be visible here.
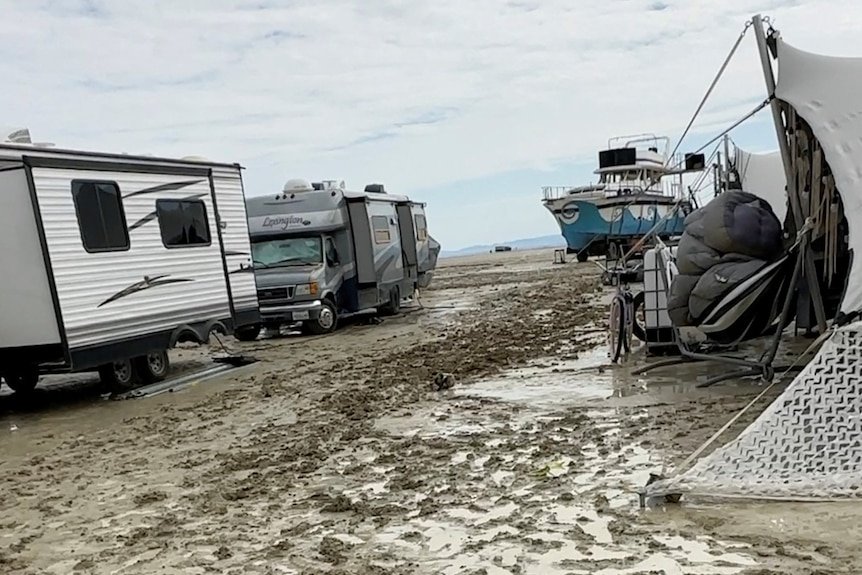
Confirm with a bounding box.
[441,234,565,257]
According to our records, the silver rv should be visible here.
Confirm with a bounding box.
[0,135,260,393]
[240,179,439,338]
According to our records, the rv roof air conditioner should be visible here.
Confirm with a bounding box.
[365,184,385,193]
[283,178,314,194]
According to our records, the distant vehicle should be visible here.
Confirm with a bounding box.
[541,134,703,262]
[242,179,440,337]
[0,131,260,393]
[494,245,513,252]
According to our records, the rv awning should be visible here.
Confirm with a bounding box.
[774,38,862,314]
[734,147,786,225]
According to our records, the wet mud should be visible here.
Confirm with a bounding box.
[0,250,859,574]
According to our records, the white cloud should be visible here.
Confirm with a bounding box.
[2,0,861,247]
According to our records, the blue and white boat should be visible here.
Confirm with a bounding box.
[542,134,700,261]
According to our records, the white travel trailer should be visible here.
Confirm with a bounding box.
[242,179,439,337]
[0,135,259,392]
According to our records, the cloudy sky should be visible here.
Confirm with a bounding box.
[2,0,860,249]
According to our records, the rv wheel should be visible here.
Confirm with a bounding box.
[133,350,170,384]
[380,287,401,316]
[577,251,589,263]
[304,300,338,335]
[3,369,39,394]
[99,359,138,392]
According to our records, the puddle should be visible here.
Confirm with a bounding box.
[455,347,625,408]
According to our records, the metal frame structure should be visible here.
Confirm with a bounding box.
[635,15,830,387]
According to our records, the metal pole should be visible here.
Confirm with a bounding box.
[722,133,731,183]
[752,14,802,228]
[715,152,722,197]
[752,14,828,333]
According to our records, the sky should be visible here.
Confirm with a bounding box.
[3,0,862,250]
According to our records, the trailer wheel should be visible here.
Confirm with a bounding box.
[234,324,262,342]
[3,369,39,394]
[577,250,589,263]
[99,359,138,392]
[133,350,170,384]
[304,300,338,335]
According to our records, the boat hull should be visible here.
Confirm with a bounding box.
[544,195,687,255]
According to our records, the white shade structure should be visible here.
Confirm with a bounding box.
[734,147,787,225]
[774,38,861,314]
[645,20,862,502]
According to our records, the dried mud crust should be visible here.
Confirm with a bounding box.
[0,251,855,574]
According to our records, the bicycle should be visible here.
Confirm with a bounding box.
[598,256,646,364]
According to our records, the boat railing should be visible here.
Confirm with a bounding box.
[541,186,574,201]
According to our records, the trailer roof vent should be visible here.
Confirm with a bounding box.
[365,183,385,193]
[283,178,314,193]
[181,155,209,162]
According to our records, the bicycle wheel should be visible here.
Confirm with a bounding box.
[608,293,627,363]
[623,293,635,353]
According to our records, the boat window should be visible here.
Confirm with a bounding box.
[252,236,322,267]
[72,180,129,252]
[372,215,391,244]
[156,199,211,248]
[414,214,428,241]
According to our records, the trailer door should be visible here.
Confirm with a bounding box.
[210,166,260,328]
[0,166,62,349]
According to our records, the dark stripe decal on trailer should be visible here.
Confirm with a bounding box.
[224,250,249,257]
[123,179,205,199]
[98,274,194,307]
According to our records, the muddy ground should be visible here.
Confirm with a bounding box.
[1,249,860,574]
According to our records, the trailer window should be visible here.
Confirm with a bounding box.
[156,199,211,248]
[372,215,391,244]
[414,214,428,241]
[72,181,129,252]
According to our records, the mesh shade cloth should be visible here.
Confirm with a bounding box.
[647,321,862,500]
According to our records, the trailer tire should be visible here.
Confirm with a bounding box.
[304,300,338,335]
[577,250,589,263]
[234,324,262,342]
[133,350,170,384]
[3,369,39,394]
[99,359,138,392]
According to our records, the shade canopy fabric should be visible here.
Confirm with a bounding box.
[734,147,787,225]
[774,38,862,313]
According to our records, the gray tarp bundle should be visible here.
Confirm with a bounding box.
[667,191,784,327]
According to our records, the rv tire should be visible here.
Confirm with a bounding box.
[576,250,589,263]
[99,359,138,392]
[304,300,337,335]
[3,369,39,394]
[133,350,170,384]
[234,324,262,342]
[380,287,401,316]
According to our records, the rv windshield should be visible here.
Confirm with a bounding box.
[252,236,322,268]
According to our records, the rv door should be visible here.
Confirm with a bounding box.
[395,202,418,284]
[346,198,379,309]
